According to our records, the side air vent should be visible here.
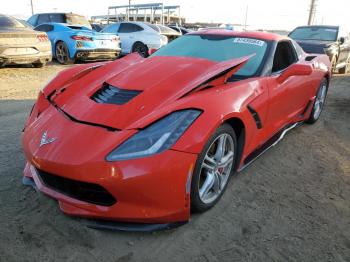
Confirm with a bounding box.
[91,83,142,105]
[247,105,262,129]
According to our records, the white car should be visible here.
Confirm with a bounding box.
[102,22,180,57]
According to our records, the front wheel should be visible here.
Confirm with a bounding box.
[132,42,149,58]
[191,124,237,212]
[305,78,328,124]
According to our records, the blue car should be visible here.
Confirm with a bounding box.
[33,23,121,64]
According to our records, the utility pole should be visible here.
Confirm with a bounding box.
[30,0,34,15]
[307,0,317,25]
[244,5,248,31]
[127,0,131,21]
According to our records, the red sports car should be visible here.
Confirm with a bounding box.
[22,30,331,229]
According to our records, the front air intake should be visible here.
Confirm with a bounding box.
[91,83,142,105]
[36,168,117,206]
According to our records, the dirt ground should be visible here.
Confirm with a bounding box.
[0,63,349,262]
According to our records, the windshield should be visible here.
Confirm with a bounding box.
[152,34,269,77]
[66,14,91,29]
[289,27,338,41]
[0,15,25,28]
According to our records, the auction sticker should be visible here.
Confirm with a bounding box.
[234,38,265,46]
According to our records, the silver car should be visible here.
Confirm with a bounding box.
[102,22,180,57]
[0,14,51,67]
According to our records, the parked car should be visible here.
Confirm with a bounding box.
[102,22,179,57]
[168,25,193,35]
[22,31,331,229]
[34,23,121,64]
[0,14,51,67]
[289,25,350,73]
[27,13,92,29]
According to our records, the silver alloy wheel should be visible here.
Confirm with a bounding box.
[313,82,327,120]
[56,43,69,64]
[198,133,234,204]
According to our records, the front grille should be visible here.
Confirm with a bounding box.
[36,169,116,206]
[91,83,142,105]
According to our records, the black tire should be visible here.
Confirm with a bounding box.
[32,62,46,68]
[305,78,328,124]
[55,41,74,65]
[191,124,237,213]
[338,56,350,74]
[132,42,149,58]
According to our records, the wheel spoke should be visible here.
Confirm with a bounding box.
[218,151,234,168]
[202,155,216,171]
[215,134,226,161]
[213,171,222,191]
[199,172,215,199]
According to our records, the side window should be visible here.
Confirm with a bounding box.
[34,24,54,32]
[272,41,297,73]
[103,23,119,33]
[34,24,45,31]
[118,23,143,33]
[49,13,65,23]
[37,14,49,25]
[27,15,38,26]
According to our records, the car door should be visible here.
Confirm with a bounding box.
[265,40,311,135]
[117,23,144,53]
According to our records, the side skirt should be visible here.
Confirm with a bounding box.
[238,122,301,172]
[86,220,187,232]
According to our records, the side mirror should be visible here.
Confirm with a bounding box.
[277,63,312,83]
[339,37,345,44]
[148,48,157,56]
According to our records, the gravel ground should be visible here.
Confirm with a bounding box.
[0,63,349,262]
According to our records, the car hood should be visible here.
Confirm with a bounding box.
[295,39,335,54]
[48,54,250,130]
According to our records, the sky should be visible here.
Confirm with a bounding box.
[3,0,350,30]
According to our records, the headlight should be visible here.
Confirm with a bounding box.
[106,109,201,161]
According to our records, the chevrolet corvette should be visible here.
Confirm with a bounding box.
[22,30,331,229]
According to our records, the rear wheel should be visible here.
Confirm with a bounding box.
[191,124,237,212]
[132,42,148,58]
[55,41,73,64]
[305,78,328,124]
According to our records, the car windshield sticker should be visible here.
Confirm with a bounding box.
[325,29,337,32]
[234,38,265,46]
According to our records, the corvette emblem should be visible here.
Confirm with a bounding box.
[40,131,56,147]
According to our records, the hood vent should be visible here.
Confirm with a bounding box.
[91,83,142,105]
